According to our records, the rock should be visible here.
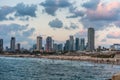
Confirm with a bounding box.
[112,73,120,80]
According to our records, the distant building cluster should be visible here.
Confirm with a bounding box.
[33,28,95,53]
[1,27,118,53]
[4,37,21,52]
[35,36,63,53]
[64,28,95,52]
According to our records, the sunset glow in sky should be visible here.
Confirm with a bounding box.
[0,0,120,49]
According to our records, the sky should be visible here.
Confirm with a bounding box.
[0,0,120,49]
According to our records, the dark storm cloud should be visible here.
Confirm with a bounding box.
[0,3,37,21]
[0,6,14,21]
[23,28,35,37]
[0,24,26,44]
[8,17,14,20]
[88,11,119,21]
[64,23,79,30]
[0,24,35,45]
[82,0,100,10]
[15,3,37,17]
[0,24,27,33]
[49,18,79,30]
[67,6,85,18]
[86,6,119,21]
[19,17,29,21]
[49,18,63,28]
[79,1,120,30]
[74,30,87,38]
[80,18,110,30]
[40,0,71,16]
[69,23,79,29]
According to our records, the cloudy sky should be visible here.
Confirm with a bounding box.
[0,0,120,49]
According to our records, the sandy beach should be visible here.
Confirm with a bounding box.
[40,55,120,65]
[0,54,120,65]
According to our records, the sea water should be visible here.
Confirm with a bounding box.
[0,56,120,80]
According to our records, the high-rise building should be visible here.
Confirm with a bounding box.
[16,43,20,51]
[53,43,63,52]
[80,38,85,51]
[69,36,74,51]
[0,39,3,52]
[10,37,15,51]
[58,44,63,52]
[88,28,95,51]
[5,46,9,52]
[46,36,52,52]
[36,36,42,51]
[75,38,79,51]
[33,44,37,51]
[53,43,58,52]
[64,40,70,51]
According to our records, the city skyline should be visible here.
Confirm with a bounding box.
[0,0,120,49]
[0,31,87,52]
[0,27,114,52]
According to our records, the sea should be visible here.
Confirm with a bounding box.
[0,56,120,80]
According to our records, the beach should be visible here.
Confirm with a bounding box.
[0,53,120,65]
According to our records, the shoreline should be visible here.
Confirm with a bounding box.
[1,54,119,80]
[0,54,120,65]
[40,55,120,65]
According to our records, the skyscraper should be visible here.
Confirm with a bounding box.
[33,44,37,51]
[36,36,42,51]
[58,44,63,52]
[10,37,15,51]
[69,36,74,51]
[0,39,3,52]
[16,43,20,51]
[46,36,52,52]
[75,38,79,51]
[88,28,95,51]
[80,38,85,51]
[53,43,58,52]
[64,40,70,52]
